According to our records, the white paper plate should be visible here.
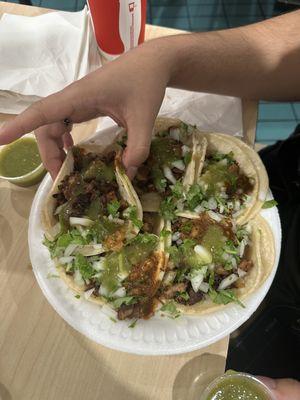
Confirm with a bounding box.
[28,175,281,355]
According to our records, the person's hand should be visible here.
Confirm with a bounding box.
[0,39,173,179]
[257,376,300,400]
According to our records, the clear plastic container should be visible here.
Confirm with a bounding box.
[0,133,46,187]
[200,372,275,400]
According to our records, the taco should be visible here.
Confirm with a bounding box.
[42,145,168,320]
[183,132,269,224]
[131,117,206,218]
[158,211,275,315]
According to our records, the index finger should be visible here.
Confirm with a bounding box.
[0,88,75,145]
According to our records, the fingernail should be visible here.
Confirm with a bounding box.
[256,376,277,390]
[126,166,137,179]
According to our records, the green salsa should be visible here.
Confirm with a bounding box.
[201,225,227,263]
[205,376,271,400]
[0,137,41,178]
[101,235,158,293]
[150,137,181,166]
[201,163,230,195]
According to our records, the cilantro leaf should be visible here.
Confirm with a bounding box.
[171,181,183,198]
[74,254,95,281]
[262,199,278,209]
[160,229,172,238]
[74,294,81,299]
[124,206,143,229]
[209,289,245,308]
[128,319,138,328]
[177,291,189,301]
[184,152,192,166]
[159,196,177,220]
[107,199,120,217]
[186,184,204,210]
[161,300,181,318]
[112,296,137,308]
[180,220,193,234]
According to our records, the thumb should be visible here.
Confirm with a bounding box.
[256,376,300,400]
[122,119,153,179]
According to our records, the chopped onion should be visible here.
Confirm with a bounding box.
[218,274,238,290]
[169,127,180,141]
[172,160,185,171]
[208,197,218,210]
[218,159,228,166]
[158,270,165,281]
[239,240,246,258]
[199,282,209,293]
[64,244,78,257]
[92,258,106,271]
[112,287,126,298]
[162,271,176,286]
[77,244,105,256]
[182,145,190,155]
[176,199,184,211]
[84,288,95,300]
[163,165,177,184]
[231,257,237,269]
[74,269,84,287]
[227,202,234,210]
[54,203,66,215]
[69,217,94,227]
[208,263,215,271]
[92,272,102,279]
[234,200,241,211]
[58,256,75,265]
[172,232,181,242]
[100,285,109,297]
[219,204,225,214]
[107,215,124,224]
[208,210,222,222]
[194,204,204,214]
[191,272,205,292]
[194,245,212,264]
[66,263,73,272]
[176,239,183,246]
[238,268,247,278]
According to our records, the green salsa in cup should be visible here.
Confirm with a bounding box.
[200,373,274,400]
[0,134,46,187]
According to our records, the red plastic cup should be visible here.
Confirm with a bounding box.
[87,0,147,60]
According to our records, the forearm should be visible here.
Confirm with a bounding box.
[150,10,300,101]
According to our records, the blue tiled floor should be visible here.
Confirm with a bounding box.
[3,0,300,143]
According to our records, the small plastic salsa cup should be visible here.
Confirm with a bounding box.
[200,372,275,400]
[0,133,46,187]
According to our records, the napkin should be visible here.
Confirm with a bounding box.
[0,7,100,114]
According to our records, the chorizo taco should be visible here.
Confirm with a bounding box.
[183,132,269,224]
[158,211,275,315]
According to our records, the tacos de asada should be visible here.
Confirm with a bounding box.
[132,117,206,216]
[184,132,269,225]
[158,211,275,315]
[43,145,168,319]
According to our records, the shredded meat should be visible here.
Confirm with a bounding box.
[175,214,235,243]
[175,282,204,305]
[162,282,187,299]
[104,229,126,252]
[117,298,156,320]
[124,253,160,298]
[233,278,245,288]
[238,259,254,272]
[215,266,230,276]
[141,213,155,234]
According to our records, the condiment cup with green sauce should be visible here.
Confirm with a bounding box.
[0,133,46,187]
[200,372,275,400]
